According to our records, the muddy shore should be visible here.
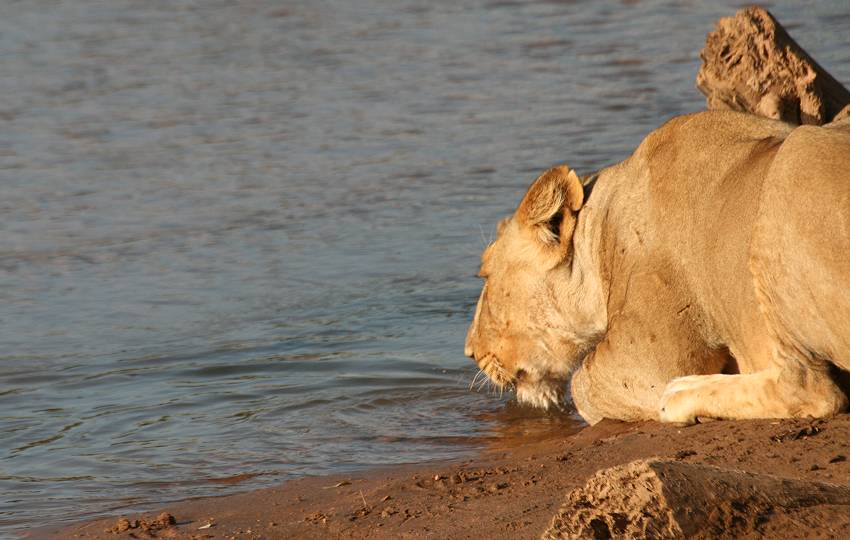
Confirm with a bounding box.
[31,415,850,539]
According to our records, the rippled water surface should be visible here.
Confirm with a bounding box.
[2,0,848,535]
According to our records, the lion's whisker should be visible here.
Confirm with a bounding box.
[469,369,483,390]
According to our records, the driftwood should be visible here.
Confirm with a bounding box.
[696,6,850,125]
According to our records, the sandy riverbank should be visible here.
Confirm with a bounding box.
[30,414,850,539]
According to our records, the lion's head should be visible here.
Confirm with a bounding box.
[464,165,605,409]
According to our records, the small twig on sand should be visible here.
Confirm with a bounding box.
[321,480,351,489]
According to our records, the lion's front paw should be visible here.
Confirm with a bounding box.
[658,375,720,424]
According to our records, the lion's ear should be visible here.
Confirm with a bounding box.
[516,165,584,251]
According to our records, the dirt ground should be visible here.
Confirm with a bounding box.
[28,414,850,539]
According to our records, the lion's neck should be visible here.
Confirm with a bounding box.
[557,172,612,349]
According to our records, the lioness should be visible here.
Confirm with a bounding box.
[465,110,850,424]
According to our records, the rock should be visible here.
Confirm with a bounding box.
[114,517,132,533]
[696,6,850,125]
[542,459,850,540]
[155,512,176,527]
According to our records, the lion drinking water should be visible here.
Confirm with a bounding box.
[465,110,850,424]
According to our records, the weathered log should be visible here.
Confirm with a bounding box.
[696,6,850,125]
[542,459,850,540]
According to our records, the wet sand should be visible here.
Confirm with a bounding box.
[32,415,850,539]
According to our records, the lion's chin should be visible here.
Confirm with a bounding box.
[515,379,565,410]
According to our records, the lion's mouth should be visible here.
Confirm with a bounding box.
[473,353,565,410]
[515,379,565,410]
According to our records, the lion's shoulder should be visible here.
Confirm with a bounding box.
[638,111,793,157]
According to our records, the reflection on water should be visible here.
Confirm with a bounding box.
[0,0,848,535]
[476,401,586,448]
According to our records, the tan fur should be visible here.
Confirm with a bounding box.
[465,111,850,423]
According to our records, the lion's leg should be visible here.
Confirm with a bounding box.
[571,317,730,424]
[572,350,724,424]
[571,356,664,424]
[570,362,609,425]
[659,351,848,423]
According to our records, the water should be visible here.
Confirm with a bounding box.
[1,0,848,535]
